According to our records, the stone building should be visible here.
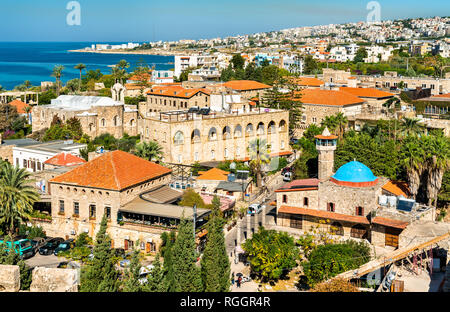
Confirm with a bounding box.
[33,150,210,252]
[31,95,139,139]
[139,107,290,165]
[275,128,435,249]
[220,80,271,100]
[294,88,365,137]
[144,85,211,113]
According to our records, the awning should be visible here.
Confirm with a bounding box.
[278,206,370,224]
[140,185,183,204]
[120,197,211,220]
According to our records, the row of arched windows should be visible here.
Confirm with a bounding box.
[88,118,134,132]
[173,120,287,144]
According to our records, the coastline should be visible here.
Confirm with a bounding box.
[68,49,180,56]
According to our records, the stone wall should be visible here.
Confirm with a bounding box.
[144,92,210,113]
[0,265,20,292]
[276,189,319,211]
[318,179,386,217]
[0,144,14,164]
[141,110,289,164]
[30,267,78,292]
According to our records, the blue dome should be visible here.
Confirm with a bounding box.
[332,161,377,183]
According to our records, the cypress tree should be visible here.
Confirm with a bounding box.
[145,253,169,292]
[171,218,203,292]
[200,198,231,292]
[80,215,119,292]
[122,247,143,292]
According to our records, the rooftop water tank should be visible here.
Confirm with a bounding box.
[379,195,388,206]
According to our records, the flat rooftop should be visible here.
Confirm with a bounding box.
[14,140,86,153]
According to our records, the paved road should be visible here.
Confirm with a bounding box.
[25,253,67,269]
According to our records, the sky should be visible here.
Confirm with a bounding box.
[1,0,449,42]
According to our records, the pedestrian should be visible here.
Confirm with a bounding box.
[237,276,242,288]
[231,272,235,286]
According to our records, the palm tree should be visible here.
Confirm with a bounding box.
[401,137,426,199]
[135,141,164,162]
[24,106,32,124]
[111,66,126,85]
[400,117,424,138]
[423,135,450,206]
[24,80,32,90]
[248,138,271,188]
[321,115,338,135]
[334,112,348,139]
[74,63,86,92]
[0,162,40,235]
[51,65,65,96]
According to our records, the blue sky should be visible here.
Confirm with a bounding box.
[1,0,448,42]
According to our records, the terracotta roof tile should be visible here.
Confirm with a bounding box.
[196,168,229,181]
[294,89,365,106]
[292,77,324,87]
[431,93,450,98]
[147,85,210,98]
[50,150,172,191]
[276,179,320,192]
[372,216,409,229]
[222,80,271,91]
[339,87,394,99]
[44,153,86,167]
[8,99,31,114]
[382,181,410,198]
[278,206,370,224]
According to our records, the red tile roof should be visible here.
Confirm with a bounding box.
[339,87,394,99]
[293,77,324,87]
[294,89,365,106]
[382,181,411,198]
[222,80,271,91]
[147,85,210,98]
[371,217,409,229]
[431,93,450,98]
[276,179,320,192]
[197,168,229,181]
[44,153,86,167]
[50,150,172,191]
[8,99,31,114]
[278,206,370,224]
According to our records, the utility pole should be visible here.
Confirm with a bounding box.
[193,204,197,239]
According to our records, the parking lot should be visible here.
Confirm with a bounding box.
[25,253,67,269]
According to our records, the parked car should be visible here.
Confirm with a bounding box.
[38,238,64,256]
[0,238,35,259]
[31,237,48,253]
[281,167,292,175]
[236,272,252,283]
[283,172,292,182]
[248,203,265,215]
[54,239,75,256]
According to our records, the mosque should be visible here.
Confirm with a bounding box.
[275,128,436,248]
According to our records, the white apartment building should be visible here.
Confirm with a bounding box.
[174,54,226,78]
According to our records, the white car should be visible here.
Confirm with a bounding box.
[247,204,265,215]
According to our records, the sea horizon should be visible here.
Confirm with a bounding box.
[0,42,174,90]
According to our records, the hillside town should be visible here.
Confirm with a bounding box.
[0,14,449,294]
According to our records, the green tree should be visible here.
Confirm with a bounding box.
[51,65,65,96]
[243,228,298,282]
[80,215,120,292]
[74,63,86,92]
[135,141,163,162]
[178,188,211,209]
[231,54,245,70]
[248,138,271,188]
[145,253,169,292]
[302,240,370,287]
[170,218,203,292]
[400,117,424,138]
[0,163,40,235]
[122,247,144,292]
[354,47,368,63]
[200,199,230,291]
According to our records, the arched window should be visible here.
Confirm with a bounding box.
[101,119,106,127]
[113,115,119,126]
[130,119,135,127]
[89,123,94,132]
[222,126,231,140]
[245,123,253,136]
[279,120,287,132]
[208,127,217,141]
[234,125,242,138]
[191,129,201,143]
[257,122,265,135]
[174,131,184,145]
[146,127,149,136]
[211,150,215,160]
[350,224,367,239]
[268,121,276,134]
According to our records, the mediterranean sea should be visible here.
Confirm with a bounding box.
[0,42,174,90]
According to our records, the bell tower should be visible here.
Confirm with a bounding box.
[315,127,337,181]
